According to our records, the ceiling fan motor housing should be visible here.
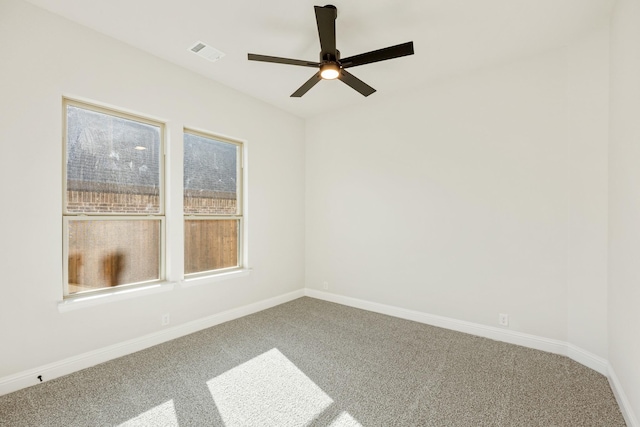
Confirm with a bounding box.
[321,50,339,63]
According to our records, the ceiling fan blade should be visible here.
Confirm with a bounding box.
[291,72,322,97]
[340,41,414,69]
[248,53,320,68]
[338,69,376,97]
[314,5,337,57]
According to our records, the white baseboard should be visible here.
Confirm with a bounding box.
[304,289,609,375]
[566,343,609,376]
[0,289,305,397]
[609,365,639,427]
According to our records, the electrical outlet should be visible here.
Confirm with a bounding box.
[322,281,328,290]
[162,313,170,326]
[499,313,509,327]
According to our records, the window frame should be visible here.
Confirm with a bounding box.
[62,98,166,298]
[183,128,244,279]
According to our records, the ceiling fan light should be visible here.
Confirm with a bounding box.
[320,63,340,80]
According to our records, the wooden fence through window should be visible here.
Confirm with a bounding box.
[66,191,239,292]
[68,218,238,293]
[68,219,160,293]
[184,219,239,274]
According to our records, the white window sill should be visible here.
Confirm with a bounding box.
[58,281,176,313]
[181,268,252,289]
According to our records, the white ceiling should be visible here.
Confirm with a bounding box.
[26,0,614,118]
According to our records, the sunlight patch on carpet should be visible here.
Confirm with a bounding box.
[118,400,178,427]
[329,411,364,426]
[207,348,333,426]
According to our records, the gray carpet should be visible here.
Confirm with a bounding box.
[0,297,626,426]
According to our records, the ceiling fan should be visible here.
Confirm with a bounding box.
[248,4,414,98]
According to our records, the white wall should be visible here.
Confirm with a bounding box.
[306,35,611,358]
[609,0,640,421]
[0,0,305,378]
[567,28,609,359]
[306,49,571,341]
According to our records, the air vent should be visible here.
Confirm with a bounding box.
[189,41,225,62]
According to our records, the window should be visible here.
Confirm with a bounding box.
[63,99,164,297]
[183,130,243,276]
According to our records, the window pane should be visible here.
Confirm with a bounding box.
[67,219,161,295]
[184,133,238,215]
[184,219,239,274]
[66,105,161,214]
